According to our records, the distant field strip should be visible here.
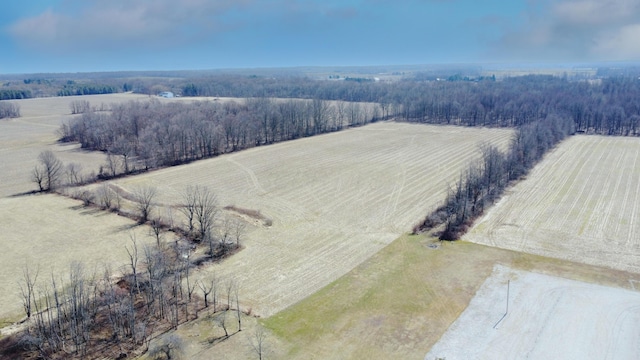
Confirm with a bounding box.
[112,122,513,316]
[465,135,640,273]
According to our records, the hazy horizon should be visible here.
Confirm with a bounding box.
[1,0,640,74]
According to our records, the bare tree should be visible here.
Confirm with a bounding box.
[18,265,39,318]
[148,334,184,360]
[250,326,269,360]
[105,152,121,177]
[150,217,164,246]
[97,184,114,210]
[218,216,233,249]
[125,235,140,294]
[232,219,247,247]
[110,136,135,174]
[215,311,228,338]
[198,277,215,309]
[31,166,45,192]
[194,186,219,242]
[134,185,157,223]
[66,162,83,185]
[179,186,198,235]
[32,150,63,191]
[234,281,242,331]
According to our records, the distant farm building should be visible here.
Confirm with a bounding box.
[158,91,174,98]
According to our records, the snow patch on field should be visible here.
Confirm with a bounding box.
[426,265,640,360]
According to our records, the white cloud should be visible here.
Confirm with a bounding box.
[592,23,640,59]
[495,0,640,62]
[8,0,254,52]
[7,0,359,54]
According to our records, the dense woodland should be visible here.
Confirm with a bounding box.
[173,75,640,136]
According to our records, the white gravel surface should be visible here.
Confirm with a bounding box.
[426,265,640,360]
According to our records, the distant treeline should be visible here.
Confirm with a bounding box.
[0,89,32,100]
[171,75,640,136]
[57,84,120,96]
[59,98,376,175]
[3,70,640,136]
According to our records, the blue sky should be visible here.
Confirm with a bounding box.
[1,0,639,74]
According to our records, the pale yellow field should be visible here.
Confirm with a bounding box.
[0,194,156,323]
[465,135,640,274]
[0,94,150,197]
[109,122,514,317]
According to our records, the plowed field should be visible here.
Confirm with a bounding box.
[465,135,640,274]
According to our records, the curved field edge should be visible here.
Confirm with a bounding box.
[261,236,640,360]
[464,135,640,274]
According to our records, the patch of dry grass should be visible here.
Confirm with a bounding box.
[262,235,640,359]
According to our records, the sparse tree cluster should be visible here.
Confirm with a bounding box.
[13,233,245,359]
[70,100,92,114]
[0,101,20,118]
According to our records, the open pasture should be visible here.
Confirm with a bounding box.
[426,265,640,360]
[109,122,514,316]
[465,135,640,274]
[0,194,156,323]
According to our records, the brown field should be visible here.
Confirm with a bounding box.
[465,135,640,274]
[106,122,514,317]
[0,194,156,324]
[0,94,150,197]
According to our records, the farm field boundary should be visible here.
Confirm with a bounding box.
[465,135,640,274]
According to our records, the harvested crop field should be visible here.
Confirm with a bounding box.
[426,265,640,360]
[109,122,514,316]
[465,135,640,274]
[0,194,156,323]
[0,94,149,197]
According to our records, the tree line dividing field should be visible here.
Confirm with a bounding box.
[59,98,379,177]
[414,114,575,240]
[465,135,640,274]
